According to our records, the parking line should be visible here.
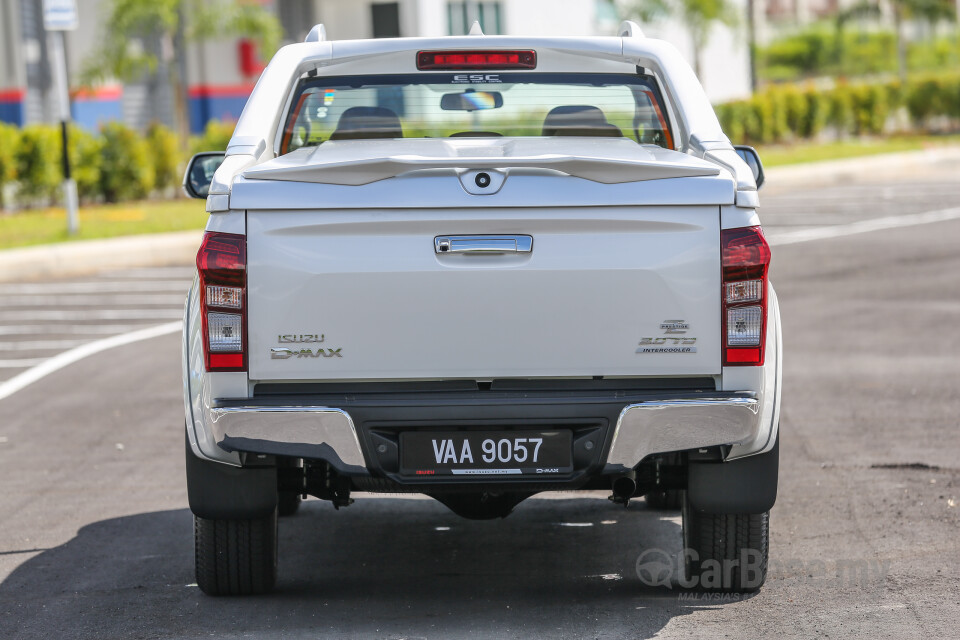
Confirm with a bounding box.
[0,322,182,402]
[0,309,183,321]
[0,295,189,307]
[0,325,147,336]
[0,339,91,351]
[0,359,48,368]
[0,281,189,294]
[767,207,960,246]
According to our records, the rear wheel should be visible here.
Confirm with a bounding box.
[194,510,278,596]
[681,492,769,592]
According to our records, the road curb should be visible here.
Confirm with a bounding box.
[0,230,202,283]
[764,146,960,192]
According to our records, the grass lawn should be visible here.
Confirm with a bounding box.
[0,198,207,250]
[757,134,960,167]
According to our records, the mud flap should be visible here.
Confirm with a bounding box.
[687,434,778,515]
[185,432,278,519]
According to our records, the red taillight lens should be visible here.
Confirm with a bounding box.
[197,232,247,372]
[722,226,771,366]
[722,227,771,281]
[417,50,537,70]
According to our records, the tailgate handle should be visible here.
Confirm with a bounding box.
[435,235,533,254]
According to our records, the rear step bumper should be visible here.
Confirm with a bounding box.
[204,391,761,478]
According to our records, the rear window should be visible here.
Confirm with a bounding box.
[279,72,674,155]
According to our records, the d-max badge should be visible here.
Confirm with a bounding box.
[272,348,342,359]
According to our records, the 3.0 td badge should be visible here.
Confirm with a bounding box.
[637,319,697,354]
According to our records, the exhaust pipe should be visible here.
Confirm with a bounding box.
[610,470,637,505]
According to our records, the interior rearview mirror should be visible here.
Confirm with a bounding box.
[183,152,226,199]
[440,90,504,112]
[733,145,765,189]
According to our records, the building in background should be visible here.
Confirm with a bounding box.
[0,0,751,133]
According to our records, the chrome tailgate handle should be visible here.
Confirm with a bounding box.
[435,235,533,254]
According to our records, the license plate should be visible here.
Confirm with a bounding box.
[400,430,573,477]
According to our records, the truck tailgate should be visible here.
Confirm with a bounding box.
[246,204,721,380]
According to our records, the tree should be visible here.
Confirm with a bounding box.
[623,0,740,79]
[834,0,955,82]
[833,2,882,78]
[81,0,282,147]
[887,0,956,82]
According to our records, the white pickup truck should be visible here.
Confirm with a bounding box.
[182,22,781,596]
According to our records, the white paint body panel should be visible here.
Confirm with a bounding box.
[246,201,722,381]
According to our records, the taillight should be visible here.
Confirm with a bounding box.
[416,50,537,70]
[197,232,247,372]
[721,226,771,366]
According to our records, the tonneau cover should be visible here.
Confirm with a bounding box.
[242,137,722,186]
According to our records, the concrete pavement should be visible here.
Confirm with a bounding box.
[0,230,202,283]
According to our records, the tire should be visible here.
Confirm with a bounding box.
[645,489,682,510]
[195,509,278,596]
[278,491,301,517]
[681,492,769,593]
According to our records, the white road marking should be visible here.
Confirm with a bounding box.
[0,309,183,321]
[0,296,187,308]
[767,207,960,246]
[762,186,960,203]
[0,325,147,336]
[0,359,47,368]
[0,295,187,307]
[0,322,182,402]
[0,281,189,294]
[100,267,197,279]
[0,339,91,351]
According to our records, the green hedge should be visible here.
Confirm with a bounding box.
[759,24,960,83]
[716,74,960,145]
[147,123,181,193]
[0,121,220,209]
[0,122,19,209]
[69,125,104,202]
[15,125,62,203]
[190,120,235,155]
[99,122,155,202]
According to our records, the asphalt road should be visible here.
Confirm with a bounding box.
[1,166,959,639]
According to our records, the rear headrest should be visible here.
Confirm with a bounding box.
[541,105,623,137]
[329,106,403,141]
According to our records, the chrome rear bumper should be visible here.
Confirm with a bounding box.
[603,395,760,472]
[204,392,761,475]
[208,406,367,471]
